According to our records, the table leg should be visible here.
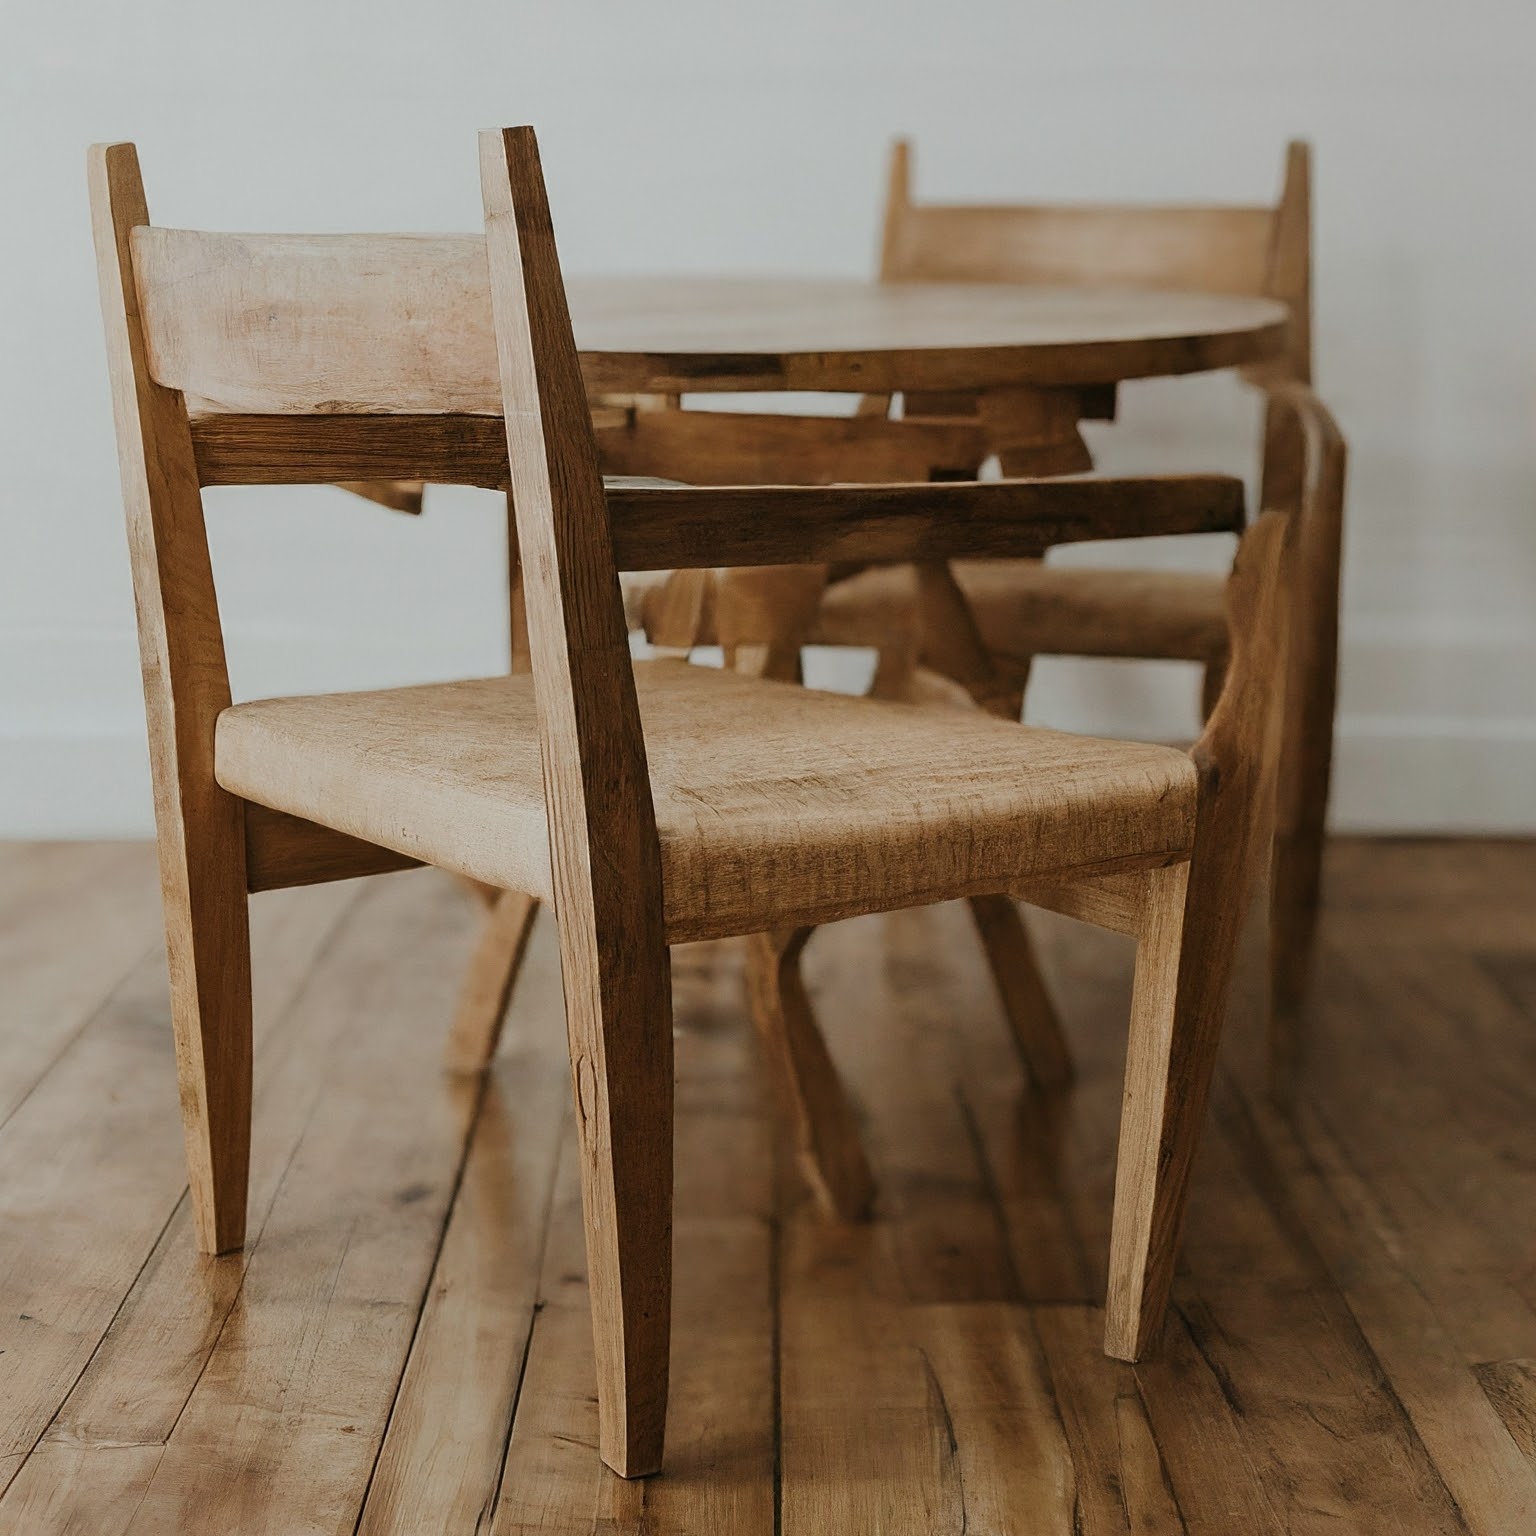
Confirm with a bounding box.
[981,385,1096,479]
[913,562,1026,720]
[908,385,1096,710]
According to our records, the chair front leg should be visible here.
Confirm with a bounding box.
[560,926,674,1478]
[1104,853,1238,1361]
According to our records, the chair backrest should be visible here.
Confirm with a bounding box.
[879,139,1311,384]
[89,135,664,956]
[89,143,506,733]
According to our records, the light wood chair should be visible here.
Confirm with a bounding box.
[92,124,1289,1477]
[814,139,1343,1079]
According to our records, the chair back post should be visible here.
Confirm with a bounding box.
[478,127,664,917]
[1191,508,1293,876]
[1195,382,1341,901]
[1265,139,1313,385]
[88,142,245,901]
[1266,382,1346,864]
[480,125,674,1476]
[876,138,913,280]
[90,141,253,1253]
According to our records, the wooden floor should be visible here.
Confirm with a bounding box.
[1,839,1534,1533]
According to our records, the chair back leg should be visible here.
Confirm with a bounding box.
[559,925,675,1477]
[163,795,255,1256]
[967,894,1073,1089]
[444,888,540,1074]
[746,927,876,1222]
[1268,809,1328,1094]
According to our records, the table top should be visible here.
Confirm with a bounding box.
[568,276,1289,394]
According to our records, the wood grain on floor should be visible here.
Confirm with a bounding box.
[0,838,1532,1534]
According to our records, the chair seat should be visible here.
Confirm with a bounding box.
[814,560,1230,664]
[215,660,1197,943]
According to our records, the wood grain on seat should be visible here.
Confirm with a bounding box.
[215,660,1197,944]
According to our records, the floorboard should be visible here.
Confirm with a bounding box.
[0,842,161,1128]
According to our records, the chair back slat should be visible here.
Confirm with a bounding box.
[888,203,1275,296]
[189,412,513,488]
[880,138,1311,382]
[132,229,497,414]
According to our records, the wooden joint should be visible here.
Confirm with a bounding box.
[244,802,423,893]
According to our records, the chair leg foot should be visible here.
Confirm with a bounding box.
[444,888,540,1073]
[746,928,876,1222]
[968,894,1073,1089]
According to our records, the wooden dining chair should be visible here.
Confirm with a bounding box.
[92,124,1287,1478]
[814,138,1342,1081]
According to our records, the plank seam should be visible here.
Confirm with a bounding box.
[350,1073,493,1536]
[0,936,162,1134]
[463,1100,569,1536]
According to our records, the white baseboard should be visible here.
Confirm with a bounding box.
[2,721,1532,839]
[1329,719,1536,834]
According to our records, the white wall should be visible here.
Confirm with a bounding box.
[4,0,1535,835]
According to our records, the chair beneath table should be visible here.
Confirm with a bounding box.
[814,137,1343,1085]
[92,125,1291,1477]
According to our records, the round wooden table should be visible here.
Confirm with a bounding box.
[569,276,1288,479]
[569,275,1289,396]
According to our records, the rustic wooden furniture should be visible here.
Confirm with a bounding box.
[577,272,1286,479]
[819,139,1335,1056]
[92,125,1288,1478]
